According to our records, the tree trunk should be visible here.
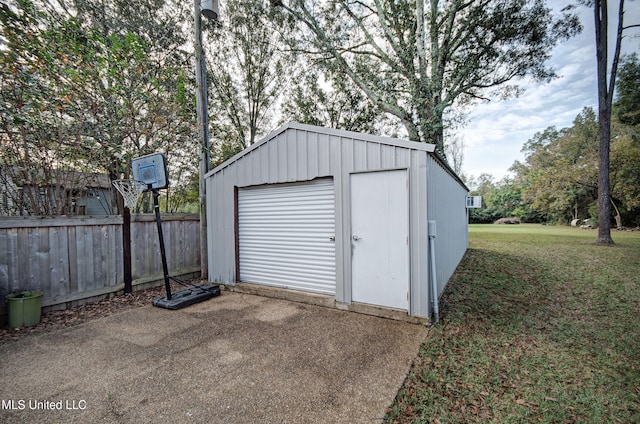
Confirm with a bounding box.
[594,0,615,244]
[610,196,623,229]
[596,113,613,242]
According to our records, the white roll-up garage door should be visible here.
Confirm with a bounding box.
[238,178,336,294]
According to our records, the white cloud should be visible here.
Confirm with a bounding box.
[460,4,640,182]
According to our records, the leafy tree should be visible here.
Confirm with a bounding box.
[206,0,295,150]
[514,105,640,227]
[610,54,640,224]
[87,31,195,186]
[467,174,496,223]
[71,0,191,56]
[615,53,640,126]
[467,174,535,224]
[0,2,103,215]
[281,65,388,134]
[0,0,198,215]
[469,174,533,224]
[164,171,200,213]
[610,118,640,226]
[587,0,639,243]
[69,0,196,198]
[275,0,582,153]
[517,109,599,224]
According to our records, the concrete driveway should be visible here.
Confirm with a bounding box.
[0,292,427,423]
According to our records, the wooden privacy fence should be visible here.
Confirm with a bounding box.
[0,214,201,315]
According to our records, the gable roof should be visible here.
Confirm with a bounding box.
[207,122,437,177]
[206,122,466,189]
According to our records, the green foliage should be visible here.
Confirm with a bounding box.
[206,0,295,148]
[517,108,599,224]
[610,121,640,226]
[281,65,391,134]
[211,136,245,169]
[0,0,197,215]
[615,54,640,126]
[467,174,539,224]
[0,1,104,214]
[512,105,640,227]
[163,171,200,213]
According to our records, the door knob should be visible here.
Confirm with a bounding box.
[352,235,361,241]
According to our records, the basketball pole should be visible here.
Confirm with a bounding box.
[152,188,172,300]
[120,153,220,309]
[150,183,221,309]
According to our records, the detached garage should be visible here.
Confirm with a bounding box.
[205,122,469,321]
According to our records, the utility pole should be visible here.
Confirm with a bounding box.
[195,0,218,279]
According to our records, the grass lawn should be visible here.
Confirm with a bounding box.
[385,224,640,423]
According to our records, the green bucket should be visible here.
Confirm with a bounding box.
[6,290,43,328]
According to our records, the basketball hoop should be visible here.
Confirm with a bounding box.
[112,179,148,209]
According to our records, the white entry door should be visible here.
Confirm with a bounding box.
[350,170,409,310]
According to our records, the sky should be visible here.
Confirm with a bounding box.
[459,3,640,183]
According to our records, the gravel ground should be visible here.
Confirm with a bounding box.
[0,282,188,345]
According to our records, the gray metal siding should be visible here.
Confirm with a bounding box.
[427,155,469,300]
[206,128,341,287]
[409,150,430,318]
[206,122,468,319]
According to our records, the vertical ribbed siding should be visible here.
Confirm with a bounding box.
[427,156,469,299]
[237,178,336,294]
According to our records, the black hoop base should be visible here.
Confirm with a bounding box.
[152,283,221,310]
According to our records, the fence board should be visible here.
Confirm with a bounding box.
[0,214,200,315]
[76,225,89,293]
[107,224,118,287]
[17,228,29,291]
[49,226,70,297]
[67,226,79,295]
[0,229,11,289]
[38,226,50,295]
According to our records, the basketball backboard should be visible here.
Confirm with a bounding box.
[132,153,169,191]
